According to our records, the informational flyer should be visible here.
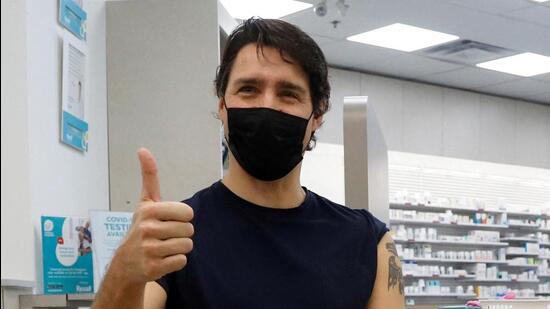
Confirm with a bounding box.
[89,210,133,291]
[61,31,89,152]
[58,0,87,41]
[41,216,94,294]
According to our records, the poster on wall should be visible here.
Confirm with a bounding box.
[41,216,94,294]
[61,31,89,152]
[89,210,133,292]
[58,0,87,41]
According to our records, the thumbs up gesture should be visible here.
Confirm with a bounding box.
[112,148,194,283]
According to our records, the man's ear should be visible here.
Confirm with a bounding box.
[218,98,225,113]
[312,113,324,131]
[217,98,227,122]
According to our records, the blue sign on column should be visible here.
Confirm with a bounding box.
[62,111,89,152]
[59,0,87,40]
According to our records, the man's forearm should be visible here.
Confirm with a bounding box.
[92,259,146,309]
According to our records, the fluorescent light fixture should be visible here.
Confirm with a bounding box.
[530,0,549,2]
[346,23,459,52]
[219,0,312,20]
[476,52,550,77]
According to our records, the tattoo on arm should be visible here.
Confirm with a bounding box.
[386,242,404,295]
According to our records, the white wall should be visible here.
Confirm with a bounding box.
[318,68,550,169]
[1,0,34,284]
[106,0,221,212]
[388,151,550,210]
[25,0,110,292]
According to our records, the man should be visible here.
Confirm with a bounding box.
[92,18,404,309]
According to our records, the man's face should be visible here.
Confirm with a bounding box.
[219,43,323,150]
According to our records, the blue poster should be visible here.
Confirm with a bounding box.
[41,216,94,294]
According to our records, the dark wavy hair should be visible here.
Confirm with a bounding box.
[215,18,330,150]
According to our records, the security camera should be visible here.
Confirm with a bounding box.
[314,1,328,17]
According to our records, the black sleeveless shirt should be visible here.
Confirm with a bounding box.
[157,181,388,308]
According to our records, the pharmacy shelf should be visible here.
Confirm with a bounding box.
[479,297,540,300]
[506,211,542,218]
[401,257,508,264]
[500,237,538,243]
[403,274,475,279]
[390,219,508,230]
[405,293,476,298]
[390,202,543,217]
[503,263,539,268]
[538,256,550,260]
[508,223,540,230]
[461,278,538,283]
[389,202,506,214]
[393,199,549,303]
[536,292,550,296]
[394,238,508,247]
[462,278,512,283]
[506,252,541,257]
[538,274,550,278]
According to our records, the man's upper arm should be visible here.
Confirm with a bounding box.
[144,281,167,309]
[366,232,405,309]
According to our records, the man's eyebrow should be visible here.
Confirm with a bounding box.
[277,81,307,95]
[232,78,307,95]
[233,78,263,86]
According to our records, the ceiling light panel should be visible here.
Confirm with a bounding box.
[219,0,312,20]
[347,23,459,52]
[476,52,550,77]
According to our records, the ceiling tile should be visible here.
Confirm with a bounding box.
[354,54,463,80]
[320,40,402,68]
[475,78,550,100]
[439,0,534,14]
[279,0,550,103]
[534,72,550,83]
[502,5,550,27]
[419,67,518,89]
[310,35,337,47]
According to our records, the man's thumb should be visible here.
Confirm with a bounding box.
[138,148,161,202]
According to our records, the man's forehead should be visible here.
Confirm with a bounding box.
[229,44,309,88]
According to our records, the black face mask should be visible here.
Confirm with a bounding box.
[224,103,313,181]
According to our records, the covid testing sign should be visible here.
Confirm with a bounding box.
[89,210,133,291]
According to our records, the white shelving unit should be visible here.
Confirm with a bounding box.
[390,202,549,306]
[390,218,509,230]
[401,257,508,264]
[406,293,476,298]
[394,238,509,247]
[403,274,476,279]
[501,237,538,243]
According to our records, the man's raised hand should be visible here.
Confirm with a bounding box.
[111,148,194,284]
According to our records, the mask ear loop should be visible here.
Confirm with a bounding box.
[221,97,231,146]
[302,110,316,153]
[222,97,229,110]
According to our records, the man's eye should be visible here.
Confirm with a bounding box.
[281,91,299,100]
[239,86,256,93]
